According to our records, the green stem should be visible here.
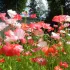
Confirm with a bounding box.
[61,5,64,15]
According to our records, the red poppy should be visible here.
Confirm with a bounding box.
[0,58,5,63]
[2,43,23,56]
[28,39,34,45]
[41,47,49,55]
[13,14,22,20]
[31,57,47,66]
[58,25,64,30]
[20,38,27,44]
[59,61,68,68]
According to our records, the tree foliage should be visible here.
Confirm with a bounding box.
[5,0,27,13]
[0,0,27,13]
[45,0,65,22]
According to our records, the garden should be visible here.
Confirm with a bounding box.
[0,0,70,70]
[0,9,69,70]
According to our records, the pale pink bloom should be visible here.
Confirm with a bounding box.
[33,29,44,36]
[4,28,25,42]
[66,41,70,44]
[12,22,21,28]
[7,9,17,18]
[64,23,69,27]
[0,22,8,31]
[5,30,15,37]
[4,36,18,42]
[14,44,23,53]
[37,41,47,47]
[5,18,17,24]
[14,28,25,39]
[0,13,7,21]
[59,30,66,33]
[4,30,18,42]
[65,15,70,22]
[51,32,60,40]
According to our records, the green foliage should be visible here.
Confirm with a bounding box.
[5,0,27,13]
[45,0,64,22]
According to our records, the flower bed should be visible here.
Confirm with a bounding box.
[0,10,70,70]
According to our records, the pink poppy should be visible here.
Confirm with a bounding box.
[59,61,68,68]
[30,14,36,18]
[54,66,63,70]
[31,57,47,66]
[29,23,42,30]
[22,51,32,56]
[14,28,25,39]
[20,38,27,44]
[0,13,7,21]
[52,15,66,23]
[2,43,23,56]
[31,47,41,52]
[0,58,5,63]
[13,14,22,20]
[51,32,60,40]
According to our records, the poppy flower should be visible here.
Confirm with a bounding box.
[22,51,32,56]
[31,57,47,66]
[30,14,36,18]
[20,38,27,44]
[13,14,22,20]
[58,25,64,30]
[54,66,63,70]
[37,41,47,47]
[31,47,41,52]
[21,23,29,30]
[27,39,34,45]
[52,15,66,23]
[7,9,17,18]
[0,58,5,63]
[14,28,25,39]
[41,47,49,55]
[59,61,68,68]
[0,13,7,21]
[2,43,23,56]
[32,29,44,36]
[51,32,60,40]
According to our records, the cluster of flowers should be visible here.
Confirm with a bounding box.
[0,9,70,70]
